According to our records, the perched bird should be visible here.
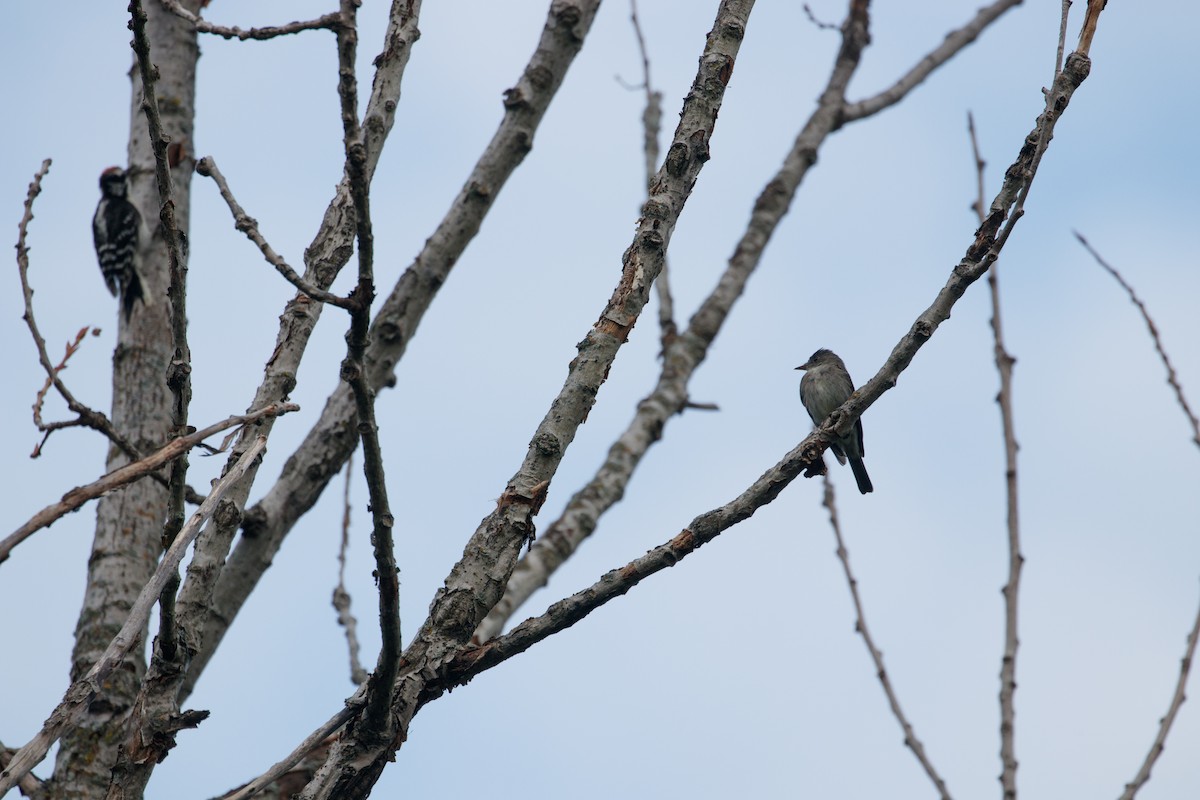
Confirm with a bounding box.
[93,166,146,321]
[796,348,873,494]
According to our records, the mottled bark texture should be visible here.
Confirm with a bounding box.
[51,3,202,798]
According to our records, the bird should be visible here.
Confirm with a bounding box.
[93,166,146,322]
[796,348,873,494]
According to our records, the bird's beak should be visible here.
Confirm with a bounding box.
[794,363,808,371]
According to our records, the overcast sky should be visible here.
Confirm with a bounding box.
[2,2,1199,798]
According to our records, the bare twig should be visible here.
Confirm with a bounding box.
[0,436,269,795]
[219,705,360,800]
[0,404,297,564]
[1074,181,1199,800]
[1055,0,1071,77]
[842,0,1023,123]
[195,157,354,308]
[969,112,1023,800]
[802,3,839,31]
[15,160,149,462]
[1118,588,1200,800]
[628,0,676,352]
[822,477,951,799]
[333,0,402,744]
[333,456,368,685]
[29,327,104,457]
[1075,233,1200,451]
[158,0,340,41]
[478,0,873,642]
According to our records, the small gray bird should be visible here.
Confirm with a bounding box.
[796,349,873,494]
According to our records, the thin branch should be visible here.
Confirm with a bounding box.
[31,326,92,448]
[218,704,361,800]
[969,111,1024,800]
[477,0,874,642]
[253,22,1106,792]
[1118,587,1200,800]
[479,5,1105,681]
[334,0,402,745]
[190,0,597,702]
[1074,233,1200,451]
[1074,177,1199,800]
[294,4,754,796]
[131,0,194,665]
[15,160,148,463]
[802,3,839,31]
[822,477,951,799]
[176,0,424,705]
[0,404,297,564]
[439,434,820,695]
[1076,0,1103,56]
[0,436,269,795]
[195,157,354,309]
[1055,0,1071,77]
[0,739,42,797]
[842,0,1023,123]
[628,0,675,352]
[334,456,368,686]
[158,0,341,41]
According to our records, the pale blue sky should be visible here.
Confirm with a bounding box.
[2,2,1198,798]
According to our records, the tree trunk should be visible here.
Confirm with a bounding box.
[50,3,201,797]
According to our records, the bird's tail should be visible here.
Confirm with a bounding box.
[849,456,873,494]
[122,270,145,323]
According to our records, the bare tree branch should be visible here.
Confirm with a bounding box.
[842,0,1023,123]
[477,0,874,642]
[0,738,43,797]
[195,156,353,308]
[802,3,840,31]
[294,3,756,796]
[465,2,1106,692]
[216,14,1106,795]
[1118,587,1200,800]
[218,707,359,800]
[478,0,1028,642]
[1075,233,1200,451]
[176,0,424,703]
[968,111,1024,800]
[188,0,603,701]
[0,404,297,564]
[333,456,368,686]
[822,477,951,799]
[332,0,402,745]
[1072,230,1200,799]
[15,160,150,465]
[158,0,341,41]
[1055,0,1071,77]
[627,0,675,352]
[1076,0,1104,55]
[0,436,269,796]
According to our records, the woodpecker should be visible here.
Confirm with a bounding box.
[93,166,146,321]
